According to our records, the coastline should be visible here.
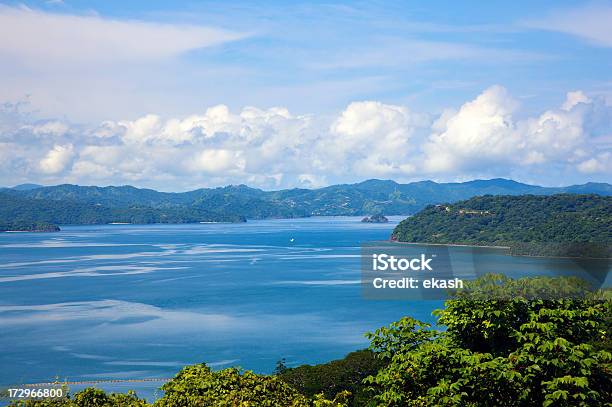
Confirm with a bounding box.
[390,240,611,260]
[0,215,403,233]
[390,240,511,250]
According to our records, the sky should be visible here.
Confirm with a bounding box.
[0,0,611,191]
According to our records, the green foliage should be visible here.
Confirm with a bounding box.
[366,318,438,359]
[312,391,351,406]
[392,194,612,257]
[278,350,385,406]
[0,220,59,232]
[9,388,147,407]
[365,274,612,406]
[361,214,389,223]
[432,274,599,356]
[0,191,246,231]
[8,367,352,407]
[155,364,311,406]
[274,358,288,375]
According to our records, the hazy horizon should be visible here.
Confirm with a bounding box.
[6,176,611,194]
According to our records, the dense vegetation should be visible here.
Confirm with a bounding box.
[7,274,611,406]
[0,192,246,231]
[361,214,389,223]
[0,220,59,232]
[2,179,610,231]
[278,350,386,406]
[365,274,611,406]
[392,194,612,257]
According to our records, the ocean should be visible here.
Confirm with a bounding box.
[0,216,606,402]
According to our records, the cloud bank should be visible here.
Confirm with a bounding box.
[0,86,610,190]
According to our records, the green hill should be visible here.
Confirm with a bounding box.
[392,194,612,257]
[0,192,245,232]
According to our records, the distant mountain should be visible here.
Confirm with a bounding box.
[1,178,610,231]
[11,183,44,191]
[559,182,612,196]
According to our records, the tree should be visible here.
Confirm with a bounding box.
[155,364,348,406]
[9,388,148,407]
[365,274,612,406]
[278,350,385,406]
[274,358,288,375]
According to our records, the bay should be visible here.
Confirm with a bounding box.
[0,216,607,402]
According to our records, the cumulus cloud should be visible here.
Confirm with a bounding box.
[423,86,611,178]
[298,173,328,188]
[577,153,611,174]
[189,149,245,174]
[423,85,519,173]
[1,87,610,189]
[39,144,74,174]
[65,105,320,188]
[328,101,428,176]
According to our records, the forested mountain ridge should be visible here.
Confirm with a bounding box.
[392,194,612,257]
[0,192,246,232]
[4,178,612,214]
[1,179,610,231]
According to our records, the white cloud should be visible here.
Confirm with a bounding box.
[423,85,519,173]
[0,6,249,122]
[0,6,246,66]
[71,160,115,179]
[189,149,245,174]
[577,153,611,174]
[328,101,428,177]
[310,39,546,70]
[298,173,328,188]
[1,87,610,189]
[519,95,587,162]
[31,121,70,136]
[525,4,612,47]
[562,90,590,111]
[64,105,320,188]
[39,144,74,174]
[423,86,612,177]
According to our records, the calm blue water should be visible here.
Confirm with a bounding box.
[0,217,430,400]
[0,217,608,402]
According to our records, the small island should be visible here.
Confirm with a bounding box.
[361,214,389,223]
[1,221,60,232]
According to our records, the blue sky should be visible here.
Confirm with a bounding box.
[0,1,611,190]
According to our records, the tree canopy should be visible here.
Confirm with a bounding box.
[365,274,611,406]
[392,194,612,257]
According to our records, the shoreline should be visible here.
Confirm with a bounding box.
[390,240,511,250]
[390,240,611,260]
